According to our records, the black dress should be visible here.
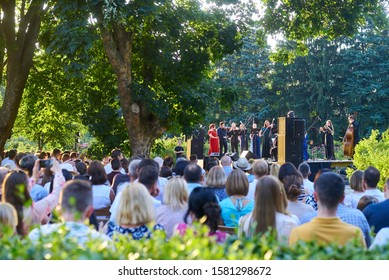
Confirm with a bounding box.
[261,127,272,159]
[321,127,335,160]
[228,128,240,154]
[239,128,248,151]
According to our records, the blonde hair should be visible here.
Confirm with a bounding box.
[350,170,364,192]
[116,182,155,226]
[251,159,268,178]
[226,169,249,196]
[269,163,280,178]
[0,202,18,232]
[206,166,227,187]
[163,177,188,210]
[252,176,286,235]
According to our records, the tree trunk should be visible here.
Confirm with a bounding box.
[98,23,166,157]
[0,1,44,156]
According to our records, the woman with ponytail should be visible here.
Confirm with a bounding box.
[176,187,226,243]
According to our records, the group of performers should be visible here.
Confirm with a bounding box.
[209,112,360,161]
[208,120,276,160]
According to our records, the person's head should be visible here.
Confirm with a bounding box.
[263,120,270,127]
[173,160,189,176]
[349,170,364,192]
[313,168,332,182]
[8,149,17,160]
[121,157,130,174]
[137,159,159,175]
[348,114,354,123]
[52,148,61,160]
[2,170,30,236]
[278,162,301,182]
[128,159,141,180]
[116,183,155,226]
[226,169,249,196]
[205,160,218,173]
[19,155,37,177]
[160,166,173,179]
[60,179,93,221]
[153,157,163,170]
[189,154,198,163]
[111,158,121,172]
[184,187,221,233]
[206,166,227,188]
[209,123,215,130]
[314,172,345,210]
[363,166,380,189]
[357,195,379,211]
[252,123,257,129]
[69,152,78,160]
[220,155,232,167]
[326,120,332,127]
[75,161,87,176]
[14,153,26,169]
[163,177,188,210]
[282,175,303,201]
[184,164,202,184]
[110,148,123,160]
[219,121,225,128]
[61,153,70,162]
[87,160,108,185]
[298,162,311,179]
[287,111,295,118]
[138,165,159,195]
[269,163,280,178]
[231,122,236,128]
[251,159,268,179]
[239,123,245,129]
[163,156,174,168]
[252,175,285,235]
[0,202,18,235]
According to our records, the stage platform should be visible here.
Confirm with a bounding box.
[306,160,354,181]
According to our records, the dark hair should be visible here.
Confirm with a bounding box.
[111,174,130,194]
[19,155,37,177]
[111,158,121,171]
[278,162,301,182]
[110,148,123,159]
[15,153,27,168]
[173,160,189,176]
[357,195,379,211]
[61,180,93,215]
[314,172,345,209]
[8,149,17,160]
[2,170,31,236]
[138,165,159,191]
[87,160,108,185]
[184,187,221,233]
[75,161,87,175]
[363,166,380,188]
[160,166,173,178]
[189,154,198,162]
[282,175,303,201]
[137,159,159,175]
[70,152,77,159]
[313,168,332,182]
[121,157,130,174]
[298,162,310,178]
[52,148,61,157]
[184,164,202,183]
[163,156,174,168]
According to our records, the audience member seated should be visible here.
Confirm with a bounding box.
[268,162,280,178]
[0,202,18,236]
[357,195,378,211]
[29,179,111,245]
[107,158,122,185]
[278,162,305,202]
[103,148,125,175]
[204,166,228,202]
[183,164,204,194]
[298,162,314,195]
[247,159,268,201]
[369,227,389,250]
[219,169,254,227]
[344,170,365,208]
[304,168,332,210]
[1,149,17,170]
[363,178,389,234]
[239,176,298,243]
[88,160,114,210]
[106,182,164,239]
[289,173,366,248]
[160,166,173,180]
[220,155,233,178]
[176,187,227,243]
[19,155,48,202]
[361,166,384,202]
[156,177,188,239]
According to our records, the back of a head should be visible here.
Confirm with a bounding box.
[189,154,197,162]
[282,175,303,201]
[252,159,268,178]
[75,161,87,175]
[138,165,159,190]
[314,172,345,209]
[349,170,364,192]
[269,163,280,178]
[278,162,300,182]
[253,175,284,234]
[298,162,310,178]
[8,149,17,160]
[137,159,159,174]
[110,148,123,159]
[116,182,155,226]
[206,166,226,187]
[52,148,61,158]
[87,160,107,185]
[205,161,218,173]
[173,160,189,176]
[111,158,121,171]
[61,153,70,162]
[0,202,18,233]
[60,180,93,217]
[225,169,249,196]
[19,155,37,177]
[70,152,78,160]
[14,153,26,169]
[357,195,379,211]
[163,177,188,210]
[160,166,173,179]
[220,155,232,166]
[163,156,174,168]
[185,187,220,233]
[184,164,202,183]
[313,168,332,182]
[363,166,380,189]
[128,159,141,178]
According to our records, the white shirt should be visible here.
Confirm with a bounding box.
[369,227,389,249]
[103,162,126,175]
[247,179,258,201]
[303,178,315,195]
[1,158,17,170]
[92,184,112,209]
[364,189,385,202]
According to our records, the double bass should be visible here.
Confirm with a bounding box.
[343,125,354,157]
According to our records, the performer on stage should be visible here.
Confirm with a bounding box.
[320,120,335,160]
[259,119,273,160]
[228,122,240,154]
[217,121,228,156]
[208,123,219,155]
[348,114,360,146]
[250,123,261,158]
[239,123,248,151]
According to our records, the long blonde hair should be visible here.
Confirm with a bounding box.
[163,177,188,210]
[0,202,18,235]
[116,182,155,226]
[206,166,227,187]
[252,176,286,235]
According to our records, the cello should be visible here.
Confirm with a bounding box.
[343,124,354,157]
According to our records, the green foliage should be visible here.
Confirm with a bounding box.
[348,129,389,189]
[1,223,388,260]
[150,135,185,159]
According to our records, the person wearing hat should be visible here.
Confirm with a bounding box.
[233,157,255,183]
[208,123,219,156]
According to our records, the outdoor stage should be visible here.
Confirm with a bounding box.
[306,159,354,181]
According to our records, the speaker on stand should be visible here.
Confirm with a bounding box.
[278,117,305,168]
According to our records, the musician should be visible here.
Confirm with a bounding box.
[259,119,273,160]
[228,122,240,154]
[239,123,248,151]
[250,123,261,159]
[208,123,219,156]
[217,121,228,156]
[348,114,360,146]
[320,120,335,160]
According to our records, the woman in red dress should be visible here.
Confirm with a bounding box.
[208,123,219,155]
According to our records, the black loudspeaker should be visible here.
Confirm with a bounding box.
[278,117,305,168]
[189,139,204,159]
[229,152,239,162]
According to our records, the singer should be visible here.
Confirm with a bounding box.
[259,119,274,160]
[320,120,335,160]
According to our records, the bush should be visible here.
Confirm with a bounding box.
[348,129,389,189]
[1,224,388,260]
